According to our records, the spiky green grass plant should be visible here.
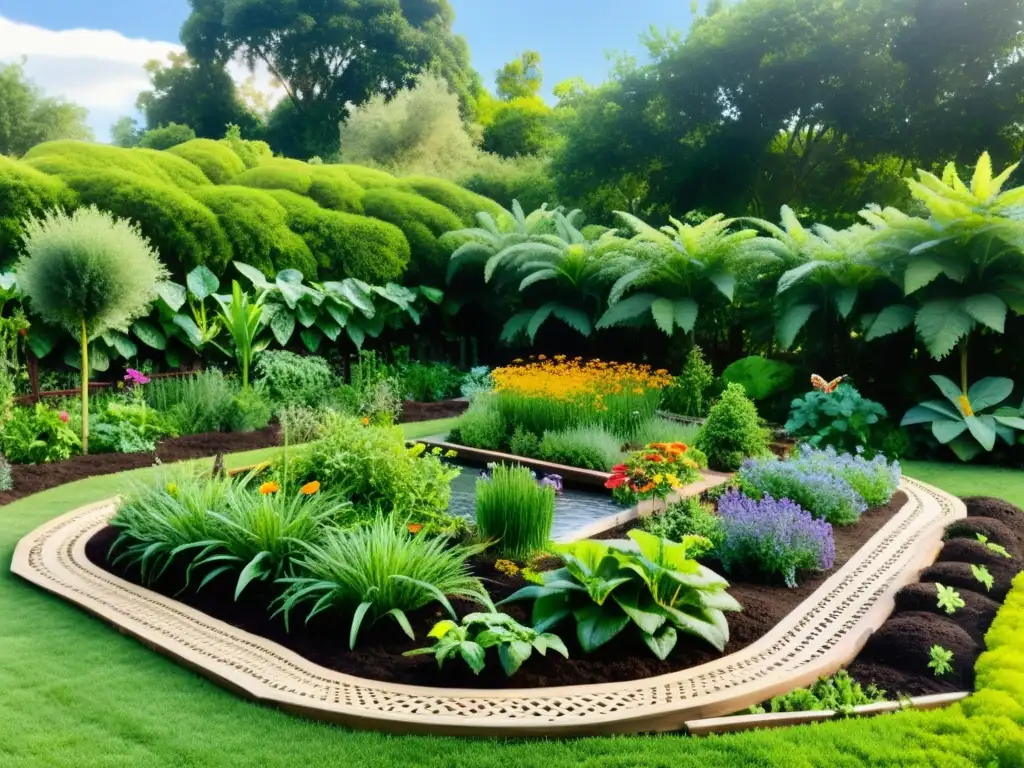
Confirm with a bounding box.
[475,463,555,559]
[538,425,626,470]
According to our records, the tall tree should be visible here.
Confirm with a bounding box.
[181,0,474,159]
[136,52,262,139]
[110,116,141,148]
[0,60,93,156]
[495,50,543,101]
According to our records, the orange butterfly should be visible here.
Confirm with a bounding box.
[810,374,845,394]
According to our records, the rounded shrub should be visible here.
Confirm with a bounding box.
[24,140,210,190]
[167,139,247,184]
[266,191,410,282]
[192,186,317,277]
[0,156,76,266]
[335,164,406,190]
[52,167,231,278]
[360,188,463,282]
[722,356,796,400]
[307,166,364,213]
[402,176,504,225]
[696,382,772,471]
[231,160,313,196]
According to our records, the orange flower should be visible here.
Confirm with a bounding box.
[670,442,687,453]
[300,480,320,495]
[361,417,370,426]
[407,523,424,534]
[538,354,547,361]
[259,481,280,495]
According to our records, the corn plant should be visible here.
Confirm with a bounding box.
[273,516,490,648]
[214,280,269,389]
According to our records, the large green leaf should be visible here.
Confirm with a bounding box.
[932,419,968,444]
[186,266,219,301]
[607,267,647,305]
[573,605,630,652]
[269,310,296,346]
[901,400,961,425]
[642,626,678,661]
[156,281,187,311]
[931,375,965,410]
[526,303,558,343]
[172,315,203,347]
[551,305,593,337]
[613,590,667,636]
[707,272,736,301]
[500,311,533,343]
[233,261,273,291]
[131,320,167,351]
[904,257,945,294]
[651,298,675,335]
[673,298,699,333]
[519,269,559,291]
[299,328,322,353]
[947,434,984,462]
[833,287,857,319]
[963,293,1008,333]
[776,303,817,349]
[864,305,915,341]
[596,292,657,329]
[968,377,1014,411]
[776,261,825,294]
[102,330,137,359]
[26,326,58,359]
[964,414,997,451]
[915,300,974,359]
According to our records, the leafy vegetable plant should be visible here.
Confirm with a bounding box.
[975,533,1012,559]
[971,564,994,592]
[502,529,740,658]
[786,383,887,453]
[928,645,955,677]
[214,280,269,389]
[404,611,568,676]
[935,583,965,615]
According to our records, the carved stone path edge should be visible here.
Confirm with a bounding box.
[10,476,964,738]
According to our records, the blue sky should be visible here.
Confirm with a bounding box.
[0,0,696,139]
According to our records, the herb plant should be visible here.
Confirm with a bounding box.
[716,490,835,587]
[695,383,771,471]
[971,564,994,592]
[786,383,888,454]
[0,453,12,491]
[662,346,714,417]
[640,496,725,551]
[976,534,1012,559]
[538,424,625,470]
[214,280,269,390]
[766,670,886,714]
[503,530,741,657]
[935,583,965,615]
[476,464,555,560]
[254,351,334,409]
[405,611,568,676]
[928,645,955,677]
[0,403,81,463]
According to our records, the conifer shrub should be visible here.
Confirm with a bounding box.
[696,382,772,471]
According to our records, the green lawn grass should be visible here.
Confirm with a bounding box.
[1,438,1021,767]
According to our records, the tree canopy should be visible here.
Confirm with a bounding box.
[0,61,93,157]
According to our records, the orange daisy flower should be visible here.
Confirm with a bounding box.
[300,480,320,495]
[259,481,280,495]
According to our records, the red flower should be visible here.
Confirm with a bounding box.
[605,475,628,489]
[644,453,664,463]
[611,463,628,473]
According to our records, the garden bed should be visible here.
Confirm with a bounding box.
[0,400,464,507]
[85,491,909,690]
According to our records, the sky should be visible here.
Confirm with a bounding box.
[0,0,696,142]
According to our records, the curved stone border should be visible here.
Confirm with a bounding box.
[10,476,963,737]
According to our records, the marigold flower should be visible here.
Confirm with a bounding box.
[653,473,664,484]
[300,481,320,495]
[670,442,687,453]
[361,417,370,426]
[537,354,547,360]
[259,481,280,495]
[407,523,424,534]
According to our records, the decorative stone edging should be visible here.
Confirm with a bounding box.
[10,476,964,737]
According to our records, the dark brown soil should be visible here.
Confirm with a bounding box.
[962,496,1024,530]
[944,517,1023,558]
[891,582,1001,644]
[0,399,462,506]
[85,492,906,690]
[919,560,1019,602]
[937,537,1023,570]
[399,399,468,424]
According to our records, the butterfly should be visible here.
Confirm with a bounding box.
[810,374,845,394]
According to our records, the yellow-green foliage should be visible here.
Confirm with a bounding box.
[267,190,409,283]
[403,176,505,225]
[167,139,247,184]
[192,186,317,277]
[56,167,231,277]
[232,160,364,214]
[232,159,314,196]
[24,140,210,190]
[306,166,364,213]
[0,155,76,265]
[335,164,407,190]
[361,188,463,281]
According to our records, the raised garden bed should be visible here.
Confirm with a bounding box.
[84,490,909,690]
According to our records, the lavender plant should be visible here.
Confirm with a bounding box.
[716,490,835,587]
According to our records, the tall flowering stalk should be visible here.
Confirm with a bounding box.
[717,490,835,588]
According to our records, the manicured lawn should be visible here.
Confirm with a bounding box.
[0,445,1021,767]
[903,461,1024,507]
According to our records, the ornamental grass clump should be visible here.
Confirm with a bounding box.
[17,206,168,453]
[476,464,555,559]
[716,490,835,587]
[538,424,626,471]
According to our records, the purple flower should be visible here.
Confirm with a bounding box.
[539,474,563,494]
[124,368,150,385]
[717,490,835,588]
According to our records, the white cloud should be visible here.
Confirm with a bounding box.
[0,16,282,140]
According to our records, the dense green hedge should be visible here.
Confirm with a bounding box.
[335,164,407,190]
[360,188,464,281]
[57,167,232,277]
[305,166,364,214]
[24,140,211,190]
[192,186,317,277]
[268,190,409,283]
[167,139,247,184]
[403,176,505,225]
[0,156,75,267]
[232,160,314,196]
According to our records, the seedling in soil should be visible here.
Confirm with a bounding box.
[927,645,954,677]
[935,583,965,615]
[975,534,1011,559]
[971,564,994,592]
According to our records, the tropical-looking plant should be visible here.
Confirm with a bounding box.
[16,207,168,452]
[214,280,268,390]
[597,213,777,337]
[502,529,741,658]
[446,200,560,284]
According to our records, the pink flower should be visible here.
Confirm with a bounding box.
[124,368,150,385]
[59,411,69,423]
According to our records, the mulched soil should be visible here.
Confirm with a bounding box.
[0,399,466,507]
[85,491,908,690]
[846,495,1024,697]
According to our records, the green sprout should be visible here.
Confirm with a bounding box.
[971,564,994,592]
[927,645,955,677]
[975,534,1011,559]
[935,583,965,615]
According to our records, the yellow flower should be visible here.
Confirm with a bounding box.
[165,482,178,497]
[958,394,974,417]
[494,559,519,577]
[554,354,567,361]
[431,446,442,455]
[653,473,664,484]
[538,354,547,360]
[259,481,280,495]
[361,417,370,426]
[300,481,320,495]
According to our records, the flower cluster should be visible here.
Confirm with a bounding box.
[124,368,150,386]
[605,442,701,504]
[739,445,900,525]
[258,480,320,496]
[716,490,835,588]
[492,357,673,402]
